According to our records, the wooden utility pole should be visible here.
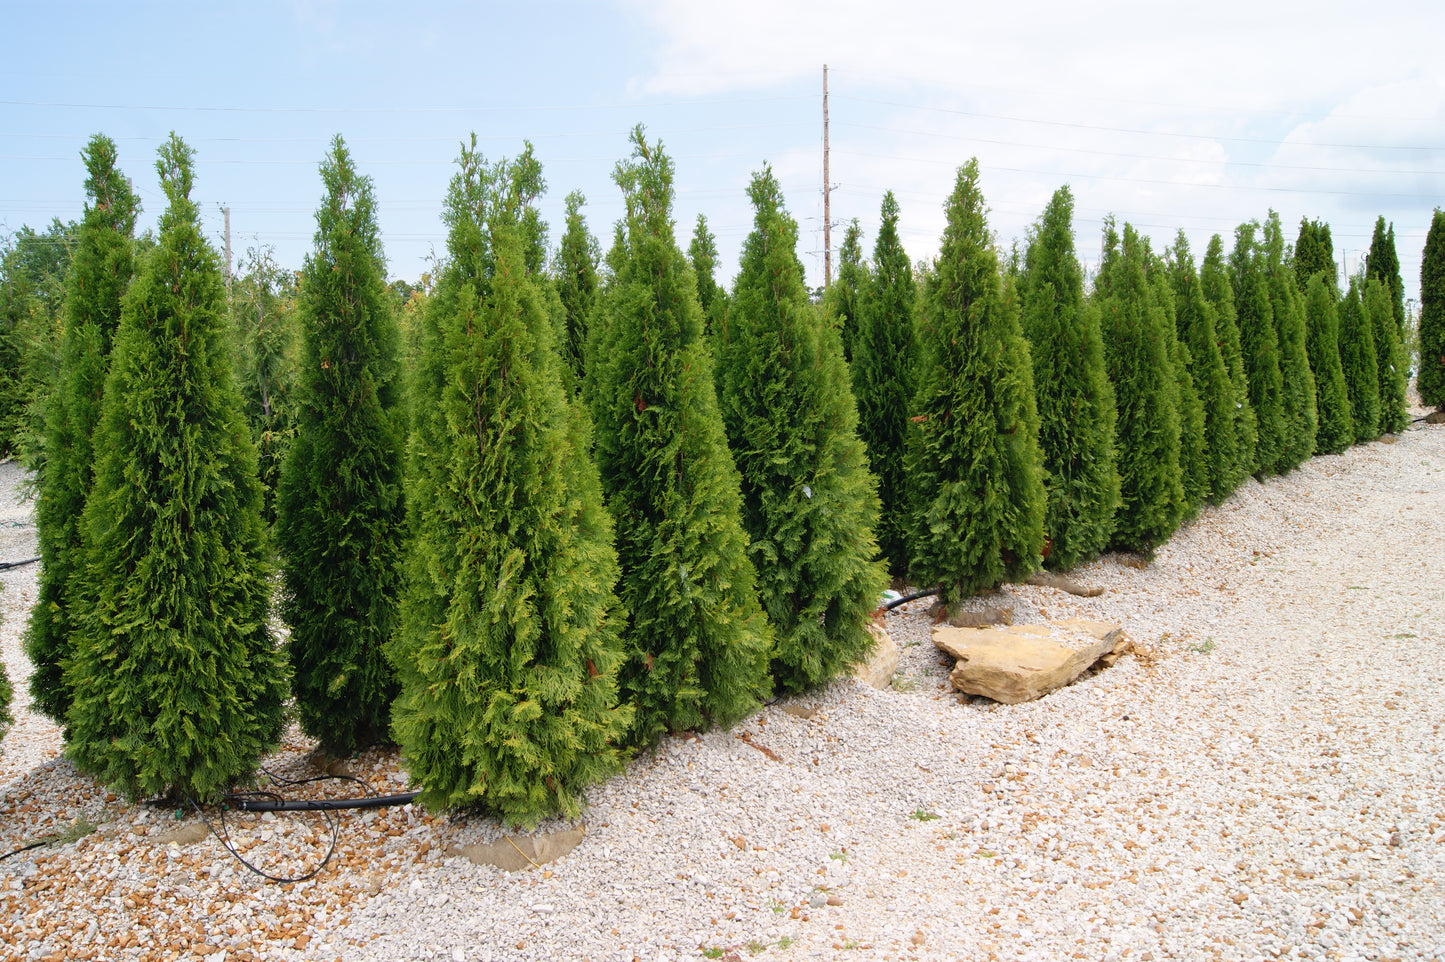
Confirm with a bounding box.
[823,64,831,289]
[223,206,232,289]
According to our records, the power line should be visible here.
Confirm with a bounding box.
[838,94,1445,153]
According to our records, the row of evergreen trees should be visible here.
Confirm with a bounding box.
[1,128,1431,822]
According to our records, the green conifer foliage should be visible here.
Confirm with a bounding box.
[1366,216,1405,337]
[275,137,405,756]
[1264,213,1318,472]
[1294,218,1337,295]
[63,135,287,801]
[827,221,868,364]
[554,190,600,384]
[1230,223,1286,476]
[1201,235,1258,484]
[1338,278,1381,442]
[25,134,139,725]
[1302,275,1354,454]
[1419,210,1445,409]
[1366,278,1409,435]
[232,247,299,524]
[1093,221,1184,553]
[388,138,629,823]
[908,160,1045,603]
[688,213,723,332]
[715,168,885,694]
[1019,187,1119,568]
[1166,233,1238,504]
[852,191,919,575]
[589,128,770,746]
[1151,265,1208,517]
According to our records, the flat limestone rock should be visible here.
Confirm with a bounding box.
[852,623,899,690]
[933,618,1133,704]
[448,823,585,871]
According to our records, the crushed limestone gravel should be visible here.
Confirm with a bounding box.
[3,418,1443,961]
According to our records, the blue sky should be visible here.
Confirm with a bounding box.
[3,0,1443,301]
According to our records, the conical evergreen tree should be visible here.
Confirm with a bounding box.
[908,160,1045,603]
[1338,277,1381,443]
[589,127,770,746]
[1294,218,1337,295]
[1019,186,1119,569]
[1151,262,1208,517]
[1231,222,1286,476]
[275,137,405,757]
[554,190,600,386]
[1366,216,1406,337]
[852,191,918,576]
[1367,277,1409,435]
[827,220,868,364]
[688,213,723,334]
[1420,209,1445,409]
[715,168,885,695]
[25,134,139,725]
[1201,235,1258,484]
[1264,212,1318,472]
[1166,233,1238,504]
[232,247,299,524]
[63,134,287,801]
[1093,221,1184,553]
[1303,274,1354,454]
[388,138,629,823]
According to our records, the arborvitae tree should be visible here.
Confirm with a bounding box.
[908,160,1045,603]
[24,135,139,725]
[715,168,885,694]
[1019,186,1119,568]
[63,134,287,801]
[1201,235,1257,484]
[827,220,867,363]
[1166,233,1237,504]
[1230,222,1286,476]
[388,137,629,823]
[1303,275,1354,453]
[850,192,918,575]
[1365,216,1405,337]
[554,190,600,384]
[1264,212,1318,472]
[1367,277,1409,435]
[688,212,723,333]
[1093,221,1184,553]
[1420,209,1445,409]
[589,127,770,746]
[1294,217,1337,295]
[1338,277,1381,442]
[1150,263,1208,517]
[275,137,405,756]
[232,245,299,524]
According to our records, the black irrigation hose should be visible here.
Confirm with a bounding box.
[883,587,939,611]
[230,790,421,813]
[0,839,51,861]
[0,556,40,571]
[186,791,341,885]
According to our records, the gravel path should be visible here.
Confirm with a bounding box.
[3,418,1443,962]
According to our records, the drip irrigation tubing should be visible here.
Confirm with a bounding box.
[883,587,939,611]
[0,556,40,570]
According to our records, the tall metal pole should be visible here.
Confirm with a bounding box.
[823,64,831,290]
[223,205,232,289]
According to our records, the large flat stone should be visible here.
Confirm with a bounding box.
[852,623,899,690]
[933,618,1133,704]
[447,823,585,871]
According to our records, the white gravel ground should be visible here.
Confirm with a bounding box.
[3,416,1444,962]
